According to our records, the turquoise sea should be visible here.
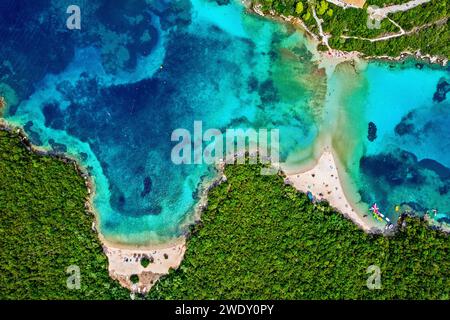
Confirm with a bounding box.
[0,0,449,244]
[336,61,450,224]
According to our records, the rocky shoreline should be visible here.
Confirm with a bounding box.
[367,51,448,68]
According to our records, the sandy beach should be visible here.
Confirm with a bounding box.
[98,161,227,293]
[0,17,380,295]
[285,148,383,232]
[315,50,363,77]
[5,1,444,295]
[0,119,189,294]
[102,237,186,295]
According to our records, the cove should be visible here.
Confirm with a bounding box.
[0,0,449,246]
[0,0,323,245]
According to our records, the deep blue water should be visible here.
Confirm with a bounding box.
[0,0,322,244]
[1,0,449,244]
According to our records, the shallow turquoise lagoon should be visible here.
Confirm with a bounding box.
[1,0,322,244]
[0,0,449,244]
[336,61,450,223]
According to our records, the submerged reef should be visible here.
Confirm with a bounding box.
[433,78,450,103]
[367,122,377,142]
[0,0,449,244]
[148,162,450,299]
[360,150,425,187]
[1,0,326,243]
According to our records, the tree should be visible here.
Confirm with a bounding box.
[295,2,304,15]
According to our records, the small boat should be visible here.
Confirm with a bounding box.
[370,203,390,223]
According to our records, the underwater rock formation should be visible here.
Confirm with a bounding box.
[367,122,377,142]
[433,78,450,103]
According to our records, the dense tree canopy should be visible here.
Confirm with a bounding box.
[0,129,129,299]
[1,129,450,300]
[149,161,450,299]
[252,0,449,59]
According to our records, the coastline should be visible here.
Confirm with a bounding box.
[98,161,229,293]
[3,101,450,293]
[245,2,448,68]
[0,115,232,293]
[284,148,385,233]
[0,1,448,294]
[243,0,450,232]
[366,51,448,68]
[0,118,200,292]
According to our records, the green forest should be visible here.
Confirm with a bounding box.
[149,161,450,299]
[1,129,450,300]
[0,129,129,299]
[252,0,449,59]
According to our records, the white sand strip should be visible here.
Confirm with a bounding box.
[286,150,382,232]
